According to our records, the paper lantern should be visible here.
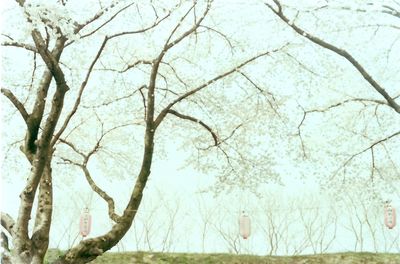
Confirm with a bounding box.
[384,203,396,229]
[239,211,251,239]
[80,207,92,237]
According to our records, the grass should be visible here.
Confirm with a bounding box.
[45,250,400,264]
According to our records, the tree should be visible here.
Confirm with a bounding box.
[1,0,285,263]
[265,0,400,196]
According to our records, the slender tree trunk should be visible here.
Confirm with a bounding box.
[52,130,155,264]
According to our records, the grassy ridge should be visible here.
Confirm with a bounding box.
[46,251,400,263]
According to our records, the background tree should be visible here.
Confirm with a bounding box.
[265,0,400,198]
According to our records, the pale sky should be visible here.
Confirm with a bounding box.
[1,0,400,255]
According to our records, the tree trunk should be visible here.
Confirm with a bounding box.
[52,130,155,264]
[10,161,53,264]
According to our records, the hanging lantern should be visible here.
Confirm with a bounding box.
[384,202,396,229]
[80,207,92,237]
[239,211,251,239]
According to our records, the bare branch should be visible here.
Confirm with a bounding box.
[266,0,400,113]
[167,109,218,146]
[164,1,212,51]
[83,85,146,109]
[1,88,29,123]
[307,98,387,114]
[81,165,121,223]
[334,130,400,178]
[139,86,147,120]
[323,3,400,20]
[237,71,281,117]
[58,138,85,158]
[163,3,197,50]
[59,123,137,222]
[60,138,122,223]
[108,11,172,40]
[199,25,234,50]
[296,98,387,158]
[160,61,190,88]
[59,151,122,224]
[120,60,153,73]
[297,106,307,158]
[370,147,376,180]
[51,37,108,147]
[200,123,244,151]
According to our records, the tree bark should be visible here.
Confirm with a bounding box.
[31,162,53,264]
[11,34,67,263]
[52,130,155,264]
[52,23,160,262]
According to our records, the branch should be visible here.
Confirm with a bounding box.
[296,98,387,158]
[120,60,153,73]
[51,37,109,147]
[307,98,387,115]
[31,31,69,90]
[326,3,400,20]
[82,85,146,109]
[59,152,121,224]
[266,0,400,114]
[1,88,29,123]
[58,138,85,157]
[108,11,172,40]
[199,25,234,50]
[22,38,64,158]
[161,61,190,88]
[71,2,171,47]
[1,212,15,237]
[298,97,388,131]
[334,130,400,178]
[1,232,10,252]
[200,123,244,151]
[78,3,134,38]
[144,1,212,129]
[73,2,128,34]
[154,45,287,128]
[59,124,136,223]
[16,35,69,242]
[1,41,37,52]
[167,109,218,146]
[164,1,212,51]
[237,71,281,116]
[80,165,121,223]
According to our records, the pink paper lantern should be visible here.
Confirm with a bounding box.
[80,207,92,237]
[239,211,251,239]
[384,203,396,229]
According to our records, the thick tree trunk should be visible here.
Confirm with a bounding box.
[31,162,54,264]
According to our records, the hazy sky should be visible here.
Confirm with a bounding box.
[1,0,399,255]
